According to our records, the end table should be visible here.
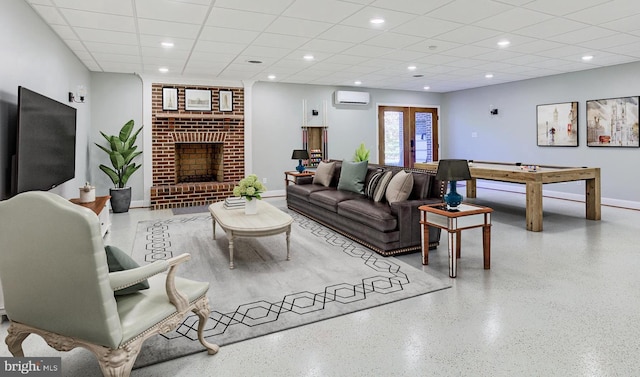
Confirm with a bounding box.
[419,203,493,278]
[284,170,315,186]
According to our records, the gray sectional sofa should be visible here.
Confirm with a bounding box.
[286,160,445,256]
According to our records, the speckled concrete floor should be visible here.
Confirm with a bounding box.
[2,188,639,377]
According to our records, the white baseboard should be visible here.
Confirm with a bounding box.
[468,181,640,210]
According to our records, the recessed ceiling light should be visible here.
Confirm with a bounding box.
[161,42,174,48]
[428,45,437,50]
[582,55,594,61]
[370,17,385,25]
[423,86,430,90]
[354,81,362,85]
[247,60,263,64]
[303,54,314,61]
[408,65,417,71]
[485,73,494,78]
[497,40,510,48]
[158,67,169,73]
[413,74,424,78]
[268,74,276,80]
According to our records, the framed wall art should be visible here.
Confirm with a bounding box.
[185,89,212,111]
[162,87,178,111]
[219,90,233,111]
[586,96,639,147]
[536,102,578,146]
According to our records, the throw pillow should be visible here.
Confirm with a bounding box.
[365,169,385,198]
[337,160,368,194]
[313,161,335,187]
[373,170,393,202]
[105,245,150,296]
[385,170,414,203]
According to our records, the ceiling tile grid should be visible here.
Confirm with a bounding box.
[23,0,640,92]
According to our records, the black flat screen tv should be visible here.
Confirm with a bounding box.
[13,86,77,194]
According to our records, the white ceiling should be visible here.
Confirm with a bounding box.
[25,0,640,92]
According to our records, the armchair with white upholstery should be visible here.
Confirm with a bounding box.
[0,191,218,377]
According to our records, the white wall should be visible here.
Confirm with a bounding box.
[0,0,91,200]
[90,73,144,204]
[252,82,443,193]
[442,62,640,206]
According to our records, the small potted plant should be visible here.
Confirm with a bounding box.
[353,143,370,162]
[233,174,266,214]
[95,119,143,213]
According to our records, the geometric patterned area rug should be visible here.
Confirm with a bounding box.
[131,208,451,368]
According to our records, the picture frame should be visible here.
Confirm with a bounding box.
[587,96,639,147]
[536,102,578,146]
[162,87,178,111]
[219,90,233,112]
[185,89,212,111]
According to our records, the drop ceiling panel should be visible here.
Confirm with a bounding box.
[134,0,210,24]
[137,19,201,39]
[198,27,259,44]
[472,8,553,32]
[282,0,364,23]
[390,16,462,38]
[426,0,513,24]
[72,28,138,45]
[317,25,382,43]
[48,0,134,16]
[212,0,294,15]
[252,33,309,49]
[59,9,135,32]
[362,32,424,48]
[370,0,455,15]
[264,17,333,38]
[206,8,276,31]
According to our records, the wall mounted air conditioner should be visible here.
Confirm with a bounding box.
[334,90,370,105]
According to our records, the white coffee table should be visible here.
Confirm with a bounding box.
[208,200,294,269]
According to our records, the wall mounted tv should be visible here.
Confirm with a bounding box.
[12,86,77,194]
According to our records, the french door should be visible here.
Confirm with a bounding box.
[378,106,439,168]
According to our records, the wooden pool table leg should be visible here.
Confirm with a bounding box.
[466,178,477,198]
[585,175,601,221]
[526,181,543,232]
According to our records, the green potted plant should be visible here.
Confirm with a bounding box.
[95,119,143,213]
[353,142,370,162]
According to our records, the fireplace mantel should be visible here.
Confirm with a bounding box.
[156,113,243,120]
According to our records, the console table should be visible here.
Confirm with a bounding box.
[70,195,111,237]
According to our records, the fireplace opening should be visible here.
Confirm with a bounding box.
[175,143,223,183]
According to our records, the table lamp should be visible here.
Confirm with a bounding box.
[435,159,472,210]
[291,149,310,173]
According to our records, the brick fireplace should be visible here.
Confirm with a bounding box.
[150,84,244,209]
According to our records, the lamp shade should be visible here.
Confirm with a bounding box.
[291,149,309,160]
[435,159,472,181]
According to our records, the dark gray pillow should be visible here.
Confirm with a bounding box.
[337,160,368,194]
[105,245,150,296]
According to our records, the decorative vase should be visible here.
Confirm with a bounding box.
[109,187,132,213]
[244,198,257,215]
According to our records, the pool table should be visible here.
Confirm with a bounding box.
[415,161,601,232]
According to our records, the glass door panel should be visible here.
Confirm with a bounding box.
[383,110,404,166]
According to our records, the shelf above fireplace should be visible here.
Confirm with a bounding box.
[155,113,244,120]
